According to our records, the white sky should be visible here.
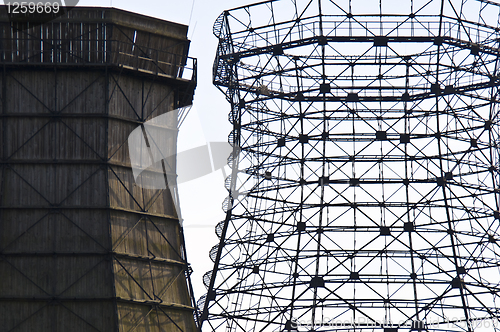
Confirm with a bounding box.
[76,0,253,302]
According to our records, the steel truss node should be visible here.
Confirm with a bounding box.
[201,1,500,332]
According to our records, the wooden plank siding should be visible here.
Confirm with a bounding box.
[0,7,196,83]
[0,6,197,332]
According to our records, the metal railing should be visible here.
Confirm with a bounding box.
[1,39,196,81]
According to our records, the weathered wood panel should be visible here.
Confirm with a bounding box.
[5,118,107,160]
[6,71,56,115]
[2,165,107,206]
[117,302,197,332]
[110,211,182,261]
[0,302,116,331]
[1,209,109,253]
[114,258,192,304]
[0,256,112,297]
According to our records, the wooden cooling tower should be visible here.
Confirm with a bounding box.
[0,7,198,331]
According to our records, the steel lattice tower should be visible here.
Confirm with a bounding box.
[200,1,500,331]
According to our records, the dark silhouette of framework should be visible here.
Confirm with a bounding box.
[200,0,500,331]
[0,7,198,331]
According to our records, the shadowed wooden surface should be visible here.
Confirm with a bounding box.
[0,6,197,332]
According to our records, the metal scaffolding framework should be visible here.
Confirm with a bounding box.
[201,0,500,331]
